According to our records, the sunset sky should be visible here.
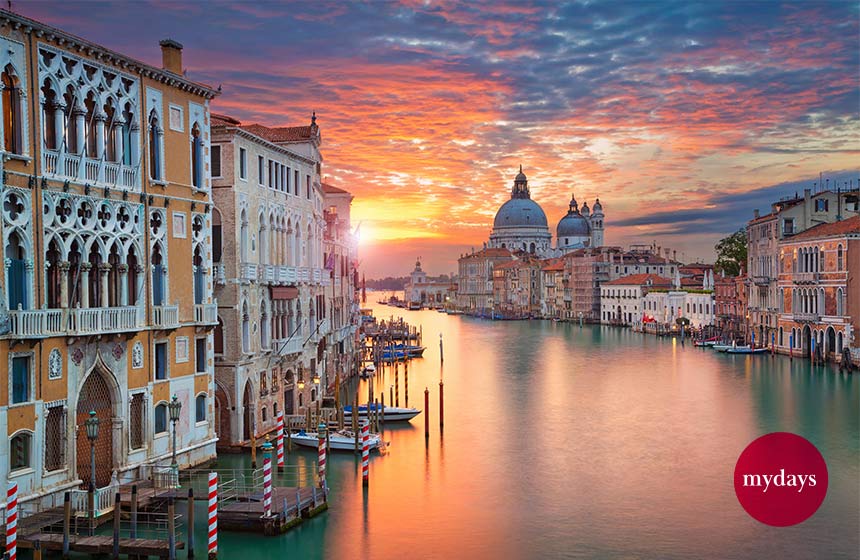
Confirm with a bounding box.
[21,1,859,277]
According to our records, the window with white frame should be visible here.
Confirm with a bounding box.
[239,147,247,179]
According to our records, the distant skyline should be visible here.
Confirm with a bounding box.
[18,1,859,277]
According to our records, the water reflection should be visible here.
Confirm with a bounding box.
[211,304,857,559]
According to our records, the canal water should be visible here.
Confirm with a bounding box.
[200,303,855,558]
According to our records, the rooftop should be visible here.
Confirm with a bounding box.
[604,273,673,286]
[788,215,860,241]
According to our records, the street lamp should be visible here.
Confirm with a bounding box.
[85,410,99,534]
[169,395,182,471]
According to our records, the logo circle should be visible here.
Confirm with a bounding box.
[734,432,828,527]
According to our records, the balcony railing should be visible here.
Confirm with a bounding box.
[7,307,66,338]
[792,272,820,284]
[317,317,331,338]
[752,275,771,286]
[67,306,141,335]
[273,337,304,355]
[793,312,820,323]
[195,302,219,325]
[43,148,138,190]
[239,262,258,282]
[152,305,180,329]
[277,265,298,285]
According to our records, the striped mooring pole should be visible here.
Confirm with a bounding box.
[262,441,273,517]
[207,473,218,559]
[318,422,327,488]
[361,421,370,486]
[276,411,285,472]
[6,482,17,560]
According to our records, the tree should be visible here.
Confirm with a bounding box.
[714,228,747,276]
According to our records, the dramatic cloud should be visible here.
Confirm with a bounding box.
[17,1,859,276]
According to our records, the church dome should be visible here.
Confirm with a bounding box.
[557,212,591,237]
[493,197,548,228]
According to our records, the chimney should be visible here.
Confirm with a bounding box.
[159,39,184,74]
[753,209,759,219]
[804,188,811,201]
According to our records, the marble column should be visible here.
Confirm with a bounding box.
[80,262,92,308]
[118,264,129,306]
[99,263,112,308]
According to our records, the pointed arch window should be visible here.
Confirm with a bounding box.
[152,243,166,306]
[121,103,134,166]
[191,122,203,188]
[6,230,29,310]
[212,209,222,263]
[837,244,843,271]
[2,65,22,154]
[41,80,59,151]
[241,302,250,354]
[149,110,162,180]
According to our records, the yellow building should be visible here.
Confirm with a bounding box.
[0,9,218,507]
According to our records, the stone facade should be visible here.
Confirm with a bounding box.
[0,11,219,507]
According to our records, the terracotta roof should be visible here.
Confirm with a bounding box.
[604,274,673,286]
[242,123,314,143]
[788,215,860,240]
[495,261,520,271]
[211,113,241,126]
[748,212,777,225]
[322,183,348,194]
[541,259,564,272]
[461,248,512,259]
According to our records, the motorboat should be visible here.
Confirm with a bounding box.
[725,346,769,354]
[360,363,376,378]
[290,429,383,451]
[389,344,426,357]
[344,404,421,422]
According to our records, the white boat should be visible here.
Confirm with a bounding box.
[344,404,421,422]
[725,346,769,354]
[290,429,383,451]
[360,363,376,378]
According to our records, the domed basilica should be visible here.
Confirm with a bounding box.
[487,167,604,257]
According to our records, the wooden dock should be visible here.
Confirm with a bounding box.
[219,486,328,535]
[17,533,184,557]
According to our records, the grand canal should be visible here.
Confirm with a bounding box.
[205,303,856,559]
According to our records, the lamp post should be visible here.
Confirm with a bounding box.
[169,395,182,475]
[85,410,99,535]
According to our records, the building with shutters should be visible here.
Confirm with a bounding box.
[0,10,219,505]
[210,113,357,447]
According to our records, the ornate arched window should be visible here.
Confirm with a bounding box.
[191,122,203,188]
[837,244,843,271]
[148,109,161,180]
[2,65,22,154]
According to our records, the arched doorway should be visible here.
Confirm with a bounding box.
[215,384,231,445]
[802,325,811,359]
[826,327,836,360]
[76,365,116,488]
[242,380,254,441]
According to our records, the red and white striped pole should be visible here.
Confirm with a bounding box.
[207,473,218,559]
[361,421,370,486]
[6,482,18,560]
[276,411,285,472]
[317,422,327,489]
[262,441,273,517]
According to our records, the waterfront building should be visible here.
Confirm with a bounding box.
[210,112,334,446]
[775,215,859,361]
[540,258,565,319]
[491,254,543,318]
[456,246,513,314]
[562,247,616,322]
[0,9,220,504]
[404,258,456,306]
[747,187,860,347]
[714,272,747,341]
[600,274,672,325]
[642,272,715,329]
[486,167,604,257]
[322,183,359,390]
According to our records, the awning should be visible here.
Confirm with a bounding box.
[271,286,299,300]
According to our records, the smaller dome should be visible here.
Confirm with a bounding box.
[593,198,603,213]
[581,202,590,216]
[557,213,591,237]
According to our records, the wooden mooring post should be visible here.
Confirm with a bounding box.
[187,487,195,559]
[424,388,430,439]
[62,491,71,558]
[439,380,444,429]
[113,492,121,559]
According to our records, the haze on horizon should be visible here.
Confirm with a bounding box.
[19,1,859,278]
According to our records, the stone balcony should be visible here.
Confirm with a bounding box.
[8,305,143,338]
[43,148,139,190]
[752,275,771,286]
[214,263,227,285]
[195,302,219,325]
[793,312,820,323]
[239,262,258,283]
[273,337,304,356]
[792,272,820,284]
[152,305,180,329]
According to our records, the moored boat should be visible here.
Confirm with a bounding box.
[344,404,421,422]
[290,429,383,451]
[360,363,376,378]
[725,346,769,354]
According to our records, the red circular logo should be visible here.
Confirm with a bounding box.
[734,432,828,527]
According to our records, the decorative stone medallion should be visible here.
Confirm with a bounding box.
[132,341,144,369]
[48,348,62,379]
[71,347,84,366]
